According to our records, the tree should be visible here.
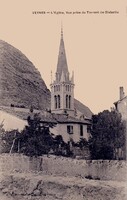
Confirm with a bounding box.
[0,120,20,153]
[0,122,21,154]
[1,130,21,153]
[0,112,76,157]
[19,113,55,156]
[89,110,126,160]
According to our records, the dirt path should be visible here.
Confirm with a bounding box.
[0,172,127,200]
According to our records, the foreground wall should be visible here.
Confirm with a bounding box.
[0,154,127,181]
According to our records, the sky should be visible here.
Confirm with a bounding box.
[0,0,127,114]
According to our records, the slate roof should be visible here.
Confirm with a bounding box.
[52,113,91,124]
[0,106,91,125]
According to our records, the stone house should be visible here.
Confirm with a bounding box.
[114,87,127,120]
[114,87,127,159]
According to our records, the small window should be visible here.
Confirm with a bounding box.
[87,125,91,133]
[56,85,58,91]
[54,95,57,109]
[66,95,68,108]
[69,95,71,109]
[58,95,60,108]
[68,85,69,91]
[80,125,83,136]
[67,125,73,134]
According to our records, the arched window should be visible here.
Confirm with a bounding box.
[56,85,58,91]
[66,95,68,108]
[69,95,71,109]
[58,95,60,108]
[54,95,57,109]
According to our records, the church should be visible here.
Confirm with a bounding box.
[47,27,92,143]
[0,27,92,145]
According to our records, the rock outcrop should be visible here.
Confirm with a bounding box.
[0,40,50,110]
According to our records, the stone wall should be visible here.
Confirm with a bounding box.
[0,154,127,181]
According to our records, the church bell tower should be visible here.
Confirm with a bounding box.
[50,27,75,116]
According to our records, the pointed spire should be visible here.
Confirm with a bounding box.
[71,71,74,83]
[61,21,63,39]
[51,70,53,84]
[56,25,69,81]
[60,70,65,82]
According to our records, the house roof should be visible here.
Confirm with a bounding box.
[51,113,91,124]
[0,106,91,126]
[114,96,127,106]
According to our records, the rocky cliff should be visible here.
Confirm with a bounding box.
[0,40,50,110]
[0,40,92,118]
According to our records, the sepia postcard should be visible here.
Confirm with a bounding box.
[0,0,127,199]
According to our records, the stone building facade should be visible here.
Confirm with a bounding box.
[49,114,91,143]
[114,87,127,159]
[114,87,127,120]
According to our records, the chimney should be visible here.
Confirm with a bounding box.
[120,87,125,100]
